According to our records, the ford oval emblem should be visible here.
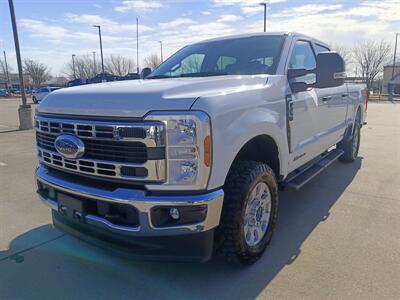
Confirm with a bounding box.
[54,135,85,159]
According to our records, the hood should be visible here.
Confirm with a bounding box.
[38,75,270,118]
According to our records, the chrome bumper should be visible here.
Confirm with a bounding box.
[35,165,224,237]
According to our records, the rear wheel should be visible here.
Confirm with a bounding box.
[338,110,361,162]
[215,161,279,264]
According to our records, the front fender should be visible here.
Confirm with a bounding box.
[191,77,289,190]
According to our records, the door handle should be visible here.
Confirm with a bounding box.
[342,93,348,97]
[321,96,332,102]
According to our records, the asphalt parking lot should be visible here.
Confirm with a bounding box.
[0,98,399,299]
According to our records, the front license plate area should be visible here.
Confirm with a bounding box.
[58,193,86,222]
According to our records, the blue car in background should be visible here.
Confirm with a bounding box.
[0,89,9,97]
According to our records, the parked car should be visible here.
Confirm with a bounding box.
[67,78,87,87]
[88,72,117,84]
[34,32,367,264]
[32,87,61,103]
[120,73,140,80]
[0,89,9,97]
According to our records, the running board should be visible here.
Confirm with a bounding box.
[283,149,344,190]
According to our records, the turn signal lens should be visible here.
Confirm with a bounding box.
[204,135,211,167]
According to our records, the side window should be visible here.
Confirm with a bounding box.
[169,53,205,76]
[216,56,236,71]
[250,56,274,67]
[289,40,316,84]
[315,44,330,54]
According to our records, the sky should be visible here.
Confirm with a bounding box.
[0,0,399,76]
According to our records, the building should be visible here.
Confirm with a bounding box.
[382,63,400,95]
[0,72,31,90]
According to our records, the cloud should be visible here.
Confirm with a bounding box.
[212,0,286,7]
[248,0,399,45]
[92,4,102,9]
[19,19,70,40]
[65,14,153,33]
[273,4,343,17]
[19,18,135,44]
[202,11,212,16]
[211,0,287,16]
[218,14,243,22]
[159,18,196,30]
[114,0,164,13]
[241,6,263,16]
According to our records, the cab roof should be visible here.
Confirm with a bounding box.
[198,32,329,49]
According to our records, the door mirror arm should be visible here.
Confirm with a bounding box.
[288,68,316,93]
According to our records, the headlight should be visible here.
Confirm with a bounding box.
[145,111,211,191]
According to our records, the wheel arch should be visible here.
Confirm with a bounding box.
[225,134,281,185]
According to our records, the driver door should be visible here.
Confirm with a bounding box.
[287,40,325,171]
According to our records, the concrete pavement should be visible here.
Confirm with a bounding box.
[0,98,399,299]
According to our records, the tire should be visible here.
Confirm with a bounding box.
[215,161,279,264]
[32,96,38,104]
[338,110,361,163]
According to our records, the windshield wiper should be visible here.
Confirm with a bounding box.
[146,74,173,79]
[146,71,228,79]
[178,71,228,77]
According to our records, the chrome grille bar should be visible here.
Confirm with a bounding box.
[38,148,166,182]
[35,115,165,147]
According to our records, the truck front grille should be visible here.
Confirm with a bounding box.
[36,132,149,163]
[35,115,166,182]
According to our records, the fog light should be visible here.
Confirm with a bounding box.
[169,208,180,220]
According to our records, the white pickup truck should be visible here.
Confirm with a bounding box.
[35,32,367,264]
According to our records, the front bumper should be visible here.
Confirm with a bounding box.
[36,165,224,237]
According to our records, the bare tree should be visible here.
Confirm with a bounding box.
[64,55,101,80]
[23,59,51,88]
[0,59,13,80]
[144,54,161,69]
[105,55,136,76]
[353,40,391,89]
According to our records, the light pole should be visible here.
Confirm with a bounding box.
[92,51,96,75]
[259,2,267,32]
[158,41,163,63]
[136,17,139,74]
[3,51,10,90]
[71,54,76,79]
[93,25,105,81]
[8,0,32,130]
[392,33,399,79]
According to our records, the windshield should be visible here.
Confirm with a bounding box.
[148,35,285,79]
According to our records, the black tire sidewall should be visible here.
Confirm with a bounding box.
[352,117,361,159]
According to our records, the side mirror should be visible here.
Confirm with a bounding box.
[290,82,308,93]
[316,52,346,88]
[140,67,152,79]
[287,68,307,80]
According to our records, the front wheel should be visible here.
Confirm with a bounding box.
[338,111,361,162]
[215,161,279,264]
